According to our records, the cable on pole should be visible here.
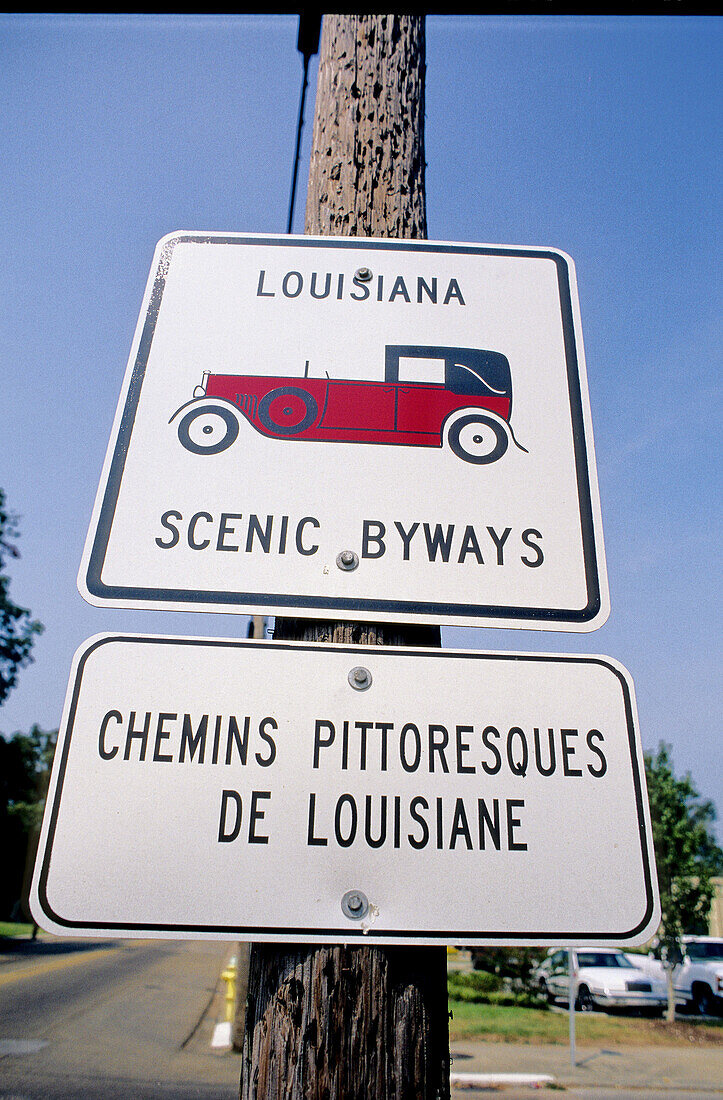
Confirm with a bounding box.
[287,12,322,234]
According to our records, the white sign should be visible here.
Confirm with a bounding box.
[79,233,608,630]
[31,636,659,945]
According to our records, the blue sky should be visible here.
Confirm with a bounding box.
[0,14,720,834]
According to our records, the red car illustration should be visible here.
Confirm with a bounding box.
[170,344,525,464]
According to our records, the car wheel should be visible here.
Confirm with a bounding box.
[540,980,554,1005]
[177,403,240,455]
[576,985,595,1012]
[257,386,318,435]
[447,412,509,464]
[692,984,715,1016]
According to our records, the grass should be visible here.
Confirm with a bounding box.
[0,921,36,938]
[448,998,723,1047]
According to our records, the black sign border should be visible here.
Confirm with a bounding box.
[36,636,656,942]
[84,235,603,626]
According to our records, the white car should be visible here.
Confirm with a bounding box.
[541,948,667,1014]
[674,936,723,1016]
[531,951,555,992]
[624,952,666,979]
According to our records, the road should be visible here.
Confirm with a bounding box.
[3,936,721,1099]
[0,935,241,1099]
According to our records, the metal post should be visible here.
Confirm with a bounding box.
[568,948,577,1067]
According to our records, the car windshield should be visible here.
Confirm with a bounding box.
[686,941,723,961]
[577,952,633,969]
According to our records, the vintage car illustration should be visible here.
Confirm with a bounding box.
[170,344,526,464]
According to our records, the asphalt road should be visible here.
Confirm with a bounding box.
[0,935,241,1099]
[2,936,721,1099]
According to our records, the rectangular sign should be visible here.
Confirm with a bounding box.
[79,233,608,630]
[31,637,658,945]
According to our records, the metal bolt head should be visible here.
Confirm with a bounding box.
[341,889,369,920]
[348,666,372,691]
[355,267,372,282]
[336,549,359,571]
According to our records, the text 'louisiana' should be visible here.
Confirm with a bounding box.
[257,270,466,306]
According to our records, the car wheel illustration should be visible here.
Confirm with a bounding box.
[447,412,509,464]
[257,387,319,435]
[576,985,595,1012]
[177,402,240,455]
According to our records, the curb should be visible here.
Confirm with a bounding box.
[211,1019,233,1050]
[451,1072,555,1089]
[211,951,239,1051]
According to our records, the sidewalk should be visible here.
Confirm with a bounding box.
[450,1039,723,1093]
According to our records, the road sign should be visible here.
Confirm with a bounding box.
[31,636,659,945]
[79,233,608,630]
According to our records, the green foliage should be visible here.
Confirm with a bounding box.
[645,742,723,954]
[447,969,547,1009]
[0,724,57,919]
[449,968,502,994]
[469,947,549,986]
[0,488,43,705]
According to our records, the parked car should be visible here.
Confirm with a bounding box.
[540,948,667,1014]
[531,951,555,992]
[674,936,723,1016]
[623,952,666,980]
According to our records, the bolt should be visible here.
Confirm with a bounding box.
[348,666,372,691]
[341,889,369,920]
[336,550,359,572]
[355,267,372,281]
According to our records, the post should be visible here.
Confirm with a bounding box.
[304,14,427,239]
[568,949,576,1068]
[239,15,450,1100]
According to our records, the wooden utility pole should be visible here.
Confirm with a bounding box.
[304,14,427,239]
[239,15,450,1100]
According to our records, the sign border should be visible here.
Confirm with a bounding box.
[80,234,608,629]
[34,635,657,944]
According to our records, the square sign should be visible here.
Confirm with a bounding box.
[79,233,609,630]
[31,636,659,946]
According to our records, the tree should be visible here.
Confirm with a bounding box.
[0,488,43,705]
[0,724,57,920]
[645,742,723,1020]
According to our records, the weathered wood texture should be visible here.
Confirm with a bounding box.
[305,14,427,239]
[273,617,439,648]
[241,945,449,1100]
[239,15,449,1100]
